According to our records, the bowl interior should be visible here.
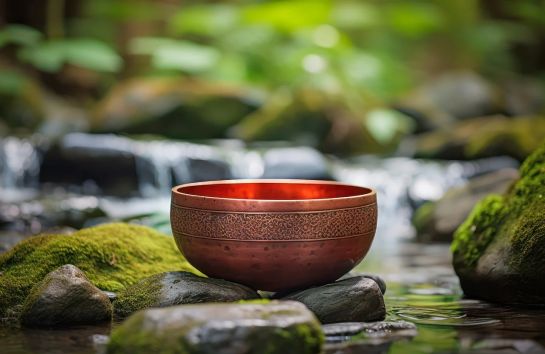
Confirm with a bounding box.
[176,181,372,201]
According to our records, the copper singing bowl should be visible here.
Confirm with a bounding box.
[171,179,377,292]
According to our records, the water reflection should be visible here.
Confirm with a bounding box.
[345,244,545,354]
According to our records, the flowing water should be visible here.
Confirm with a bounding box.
[1,134,543,354]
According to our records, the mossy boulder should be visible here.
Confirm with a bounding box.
[93,78,261,139]
[410,115,545,161]
[108,301,324,354]
[452,141,545,303]
[231,88,389,155]
[114,271,259,317]
[0,223,198,317]
[20,264,112,327]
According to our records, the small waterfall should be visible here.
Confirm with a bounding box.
[58,133,266,198]
[1,133,518,237]
[0,137,41,200]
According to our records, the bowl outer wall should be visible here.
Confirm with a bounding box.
[170,179,377,291]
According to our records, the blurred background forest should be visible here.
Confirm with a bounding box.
[3,3,545,353]
[1,0,544,156]
[1,0,545,237]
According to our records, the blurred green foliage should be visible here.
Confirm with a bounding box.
[0,0,544,150]
[2,0,542,97]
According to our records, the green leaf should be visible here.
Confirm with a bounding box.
[131,37,219,73]
[18,41,66,72]
[0,24,42,48]
[18,39,121,73]
[332,2,379,30]
[63,39,122,72]
[169,4,239,36]
[242,1,332,32]
[366,109,414,144]
[386,3,444,38]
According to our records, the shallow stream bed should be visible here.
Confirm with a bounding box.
[2,242,545,354]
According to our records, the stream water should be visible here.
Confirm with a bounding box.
[1,134,543,354]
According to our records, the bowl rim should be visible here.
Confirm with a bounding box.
[171,179,376,212]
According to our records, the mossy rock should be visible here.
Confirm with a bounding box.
[412,115,545,162]
[231,88,387,155]
[114,271,259,317]
[93,78,261,140]
[452,141,545,303]
[108,301,324,354]
[0,223,199,317]
[20,264,112,327]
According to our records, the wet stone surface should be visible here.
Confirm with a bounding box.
[108,301,323,354]
[1,244,545,353]
[282,276,386,324]
[113,271,260,317]
[20,265,112,327]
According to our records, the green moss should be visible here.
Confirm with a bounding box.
[237,299,269,305]
[507,203,545,274]
[114,273,164,317]
[466,117,545,161]
[451,195,507,267]
[0,223,199,317]
[108,302,323,354]
[416,116,545,162]
[108,314,190,354]
[258,323,323,354]
[453,139,545,270]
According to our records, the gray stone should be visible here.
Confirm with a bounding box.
[107,301,323,354]
[282,276,386,323]
[339,272,386,294]
[113,271,259,317]
[20,264,112,327]
[502,77,545,116]
[414,168,519,243]
[398,71,496,132]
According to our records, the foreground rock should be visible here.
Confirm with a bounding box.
[414,169,519,242]
[114,271,259,317]
[0,223,198,316]
[108,301,323,354]
[282,276,386,323]
[20,265,111,326]
[452,142,545,304]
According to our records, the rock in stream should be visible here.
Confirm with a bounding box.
[281,276,386,323]
[114,271,260,317]
[20,264,112,327]
[108,301,323,354]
